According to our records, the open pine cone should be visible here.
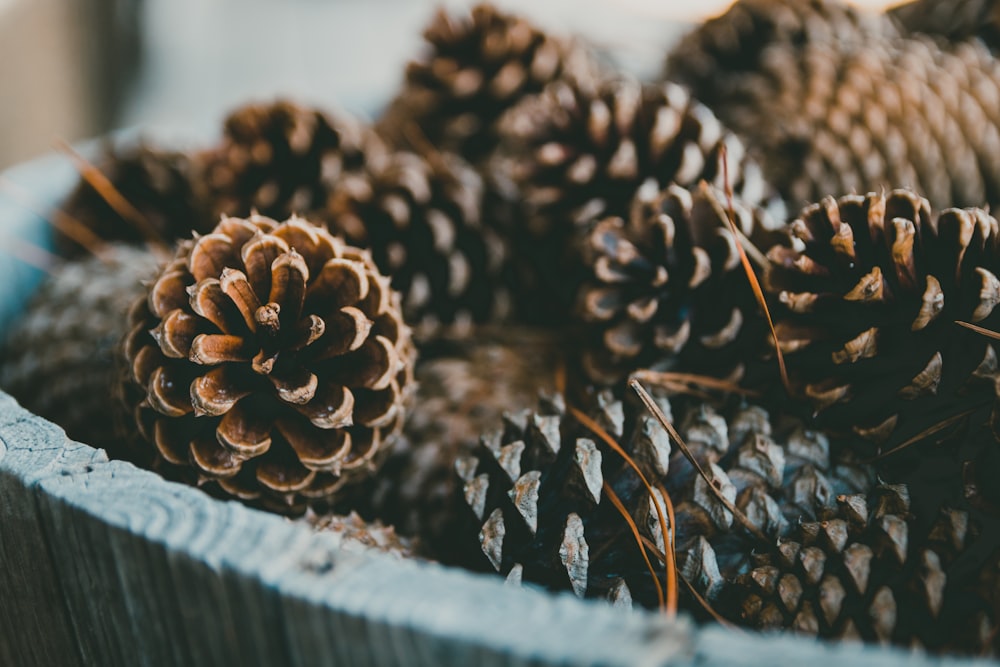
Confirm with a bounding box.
[577,181,783,386]
[377,2,598,163]
[890,0,1000,51]
[764,189,1000,448]
[121,214,415,514]
[327,149,510,336]
[201,100,383,222]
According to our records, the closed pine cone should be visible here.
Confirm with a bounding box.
[576,180,783,386]
[201,100,383,222]
[307,510,416,558]
[667,0,1000,211]
[721,484,998,653]
[0,245,157,452]
[764,189,1000,450]
[890,0,1000,51]
[377,2,597,163]
[327,150,511,337]
[665,0,894,125]
[120,214,416,514]
[60,143,212,254]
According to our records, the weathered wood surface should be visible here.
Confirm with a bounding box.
[3,392,997,667]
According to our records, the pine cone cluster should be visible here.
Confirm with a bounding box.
[120,214,415,513]
[327,150,510,335]
[377,3,597,163]
[577,181,782,386]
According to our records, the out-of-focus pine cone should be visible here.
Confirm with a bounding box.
[720,484,998,653]
[356,326,563,561]
[377,2,598,163]
[121,214,415,514]
[307,510,416,558]
[201,100,384,222]
[890,0,1000,51]
[60,143,212,255]
[327,150,511,337]
[494,76,774,320]
[665,0,894,124]
[665,0,1000,211]
[764,190,1000,449]
[576,181,783,386]
[0,245,157,451]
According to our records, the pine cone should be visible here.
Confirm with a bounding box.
[720,484,997,653]
[890,0,1000,50]
[121,214,416,514]
[764,190,1000,448]
[0,245,157,451]
[665,0,894,124]
[494,76,774,320]
[327,150,511,336]
[376,2,598,163]
[307,510,416,558]
[201,100,383,222]
[576,181,783,386]
[356,326,563,561]
[666,1,1000,211]
[457,389,872,609]
[60,143,212,254]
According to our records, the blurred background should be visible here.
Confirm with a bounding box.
[0,0,898,170]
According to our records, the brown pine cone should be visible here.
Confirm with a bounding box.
[764,189,1000,449]
[201,100,384,222]
[0,245,157,452]
[327,150,511,337]
[376,2,598,163]
[666,0,1000,211]
[890,0,1000,50]
[60,143,212,254]
[720,484,998,654]
[494,76,774,320]
[665,0,894,125]
[120,214,416,514]
[576,181,783,386]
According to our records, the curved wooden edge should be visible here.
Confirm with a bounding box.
[2,392,995,667]
[0,391,691,667]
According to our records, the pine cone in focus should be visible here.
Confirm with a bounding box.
[495,77,774,319]
[357,327,563,561]
[307,510,416,558]
[764,190,1000,449]
[890,0,1000,51]
[201,100,383,222]
[721,484,997,653]
[577,181,783,386]
[0,245,157,451]
[328,150,510,337]
[60,143,212,254]
[121,214,415,514]
[377,2,598,163]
